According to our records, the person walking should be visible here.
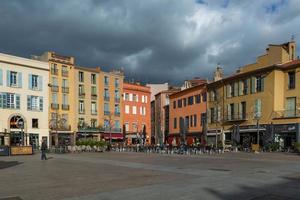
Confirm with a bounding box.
[41,139,47,160]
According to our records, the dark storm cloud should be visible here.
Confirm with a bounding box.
[0,0,299,85]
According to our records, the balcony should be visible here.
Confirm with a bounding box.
[51,68,58,75]
[104,111,110,116]
[79,92,85,98]
[51,85,59,92]
[91,110,98,115]
[78,127,101,132]
[114,112,120,117]
[62,70,69,77]
[273,110,300,119]
[104,96,110,101]
[51,103,59,110]
[79,109,85,114]
[224,113,248,122]
[62,87,69,93]
[62,104,70,110]
[50,124,71,131]
[115,98,120,103]
[91,94,97,100]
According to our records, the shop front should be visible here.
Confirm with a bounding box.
[273,123,299,150]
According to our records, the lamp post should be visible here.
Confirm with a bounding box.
[254,112,261,151]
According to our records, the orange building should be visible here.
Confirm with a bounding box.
[169,82,207,146]
[123,82,151,145]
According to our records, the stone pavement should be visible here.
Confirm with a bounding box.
[0,152,299,200]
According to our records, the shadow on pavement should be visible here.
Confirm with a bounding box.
[0,161,23,170]
[205,177,300,200]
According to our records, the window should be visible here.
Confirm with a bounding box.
[115,120,120,129]
[129,93,133,101]
[185,116,189,129]
[31,75,38,89]
[52,77,58,86]
[251,77,257,93]
[132,106,137,114]
[27,96,43,111]
[133,94,137,102]
[79,100,85,113]
[104,89,109,98]
[32,119,39,128]
[174,118,177,129]
[62,79,68,88]
[194,114,197,127]
[104,103,109,112]
[125,123,129,132]
[201,113,206,126]
[143,107,146,115]
[288,71,296,89]
[256,75,264,92]
[202,93,207,102]
[91,86,97,95]
[125,93,129,101]
[243,79,248,95]
[52,93,58,103]
[91,102,97,114]
[125,105,130,114]
[0,93,20,109]
[62,94,68,105]
[79,71,84,82]
[51,63,58,75]
[195,94,201,104]
[91,119,97,128]
[230,83,235,97]
[91,74,96,84]
[286,97,296,117]
[226,85,232,98]
[173,101,176,109]
[142,95,145,103]
[79,85,85,95]
[115,90,120,99]
[115,104,120,114]
[132,122,138,132]
[240,101,246,119]
[115,78,119,88]
[104,76,109,85]
[178,99,182,108]
[78,118,85,127]
[234,82,239,97]
[190,115,193,127]
[230,103,234,120]
[10,71,17,86]
[183,98,187,107]
[188,96,194,105]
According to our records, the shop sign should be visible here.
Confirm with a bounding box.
[274,124,296,133]
[10,146,33,155]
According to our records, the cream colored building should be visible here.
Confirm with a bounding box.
[0,53,49,148]
[207,41,300,150]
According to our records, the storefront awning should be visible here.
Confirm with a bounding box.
[104,133,124,140]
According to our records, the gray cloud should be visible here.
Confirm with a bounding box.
[0,0,299,85]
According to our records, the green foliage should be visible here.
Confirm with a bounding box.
[294,142,300,151]
[76,139,107,147]
[269,143,280,151]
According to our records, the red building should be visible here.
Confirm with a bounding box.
[123,82,151,145]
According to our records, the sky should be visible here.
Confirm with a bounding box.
[0,0,299,85]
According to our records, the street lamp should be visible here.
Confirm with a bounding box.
[254,112,261,149]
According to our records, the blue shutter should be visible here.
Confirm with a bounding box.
[18,72,22,88]
[39,76,43,91]
[0,69,3,85]
[29,74,33,90]
[2,93,7,108]
[6,70,10,86]
[39,97,43,111]
[27,95,32,110]
[0,93,3,108]
[16,94,20,109]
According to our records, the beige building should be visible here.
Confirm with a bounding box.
[207,41,300,150]
[0,52,49,148]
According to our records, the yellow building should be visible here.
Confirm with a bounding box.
[207,41,300,150]
[34,52,76,146]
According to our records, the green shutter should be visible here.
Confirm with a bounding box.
[251,77,256,93]
[6,70,10,86]
[0,69,3,85]
[18,72,22,88]
[239,81,243,96]
[39,97,43,111]
[16,94,20,109]
[27,95,32,110]
[0,93,3,108]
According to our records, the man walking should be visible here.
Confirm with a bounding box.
[41,139,47,160]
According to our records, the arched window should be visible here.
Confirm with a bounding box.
[10,115,24,129]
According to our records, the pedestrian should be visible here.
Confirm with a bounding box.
[41,139,47,160]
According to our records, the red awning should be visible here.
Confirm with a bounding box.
[103,133,124,140]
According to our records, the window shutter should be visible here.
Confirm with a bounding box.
[27,95,32,110]
[39,97,43,111]
[39,76,43,91]
[16,94,20,109]
[261,77,264,92]
[0,69,3,85]
[2,93,7,108]
[29,74,33,90]
[238,103,242,119]
[6,70,10,86]
[239,81,243,96]
[18,72,22,88]
[0,93,3,108]
[227,104,231,120]
[251,77,256,93]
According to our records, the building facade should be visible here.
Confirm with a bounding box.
[169,82,207,146]
[0,53,49,148]
[35,52,76,146]
[207,41,300,150]
[123,82,151,145]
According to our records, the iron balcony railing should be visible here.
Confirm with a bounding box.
[273,110,300,119]
[224,113,248,122]
[79,92,85,98]
[51,103,59,110]
[91,94,97,100]
[62,87,69,93]
[50,124,71,131]
[114,112,120,117]
[62,104,70,110]
[51,85,59,92]
[104,96,110,101]
[79,109,85,114]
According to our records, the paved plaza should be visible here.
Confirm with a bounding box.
[0,152,300,200]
